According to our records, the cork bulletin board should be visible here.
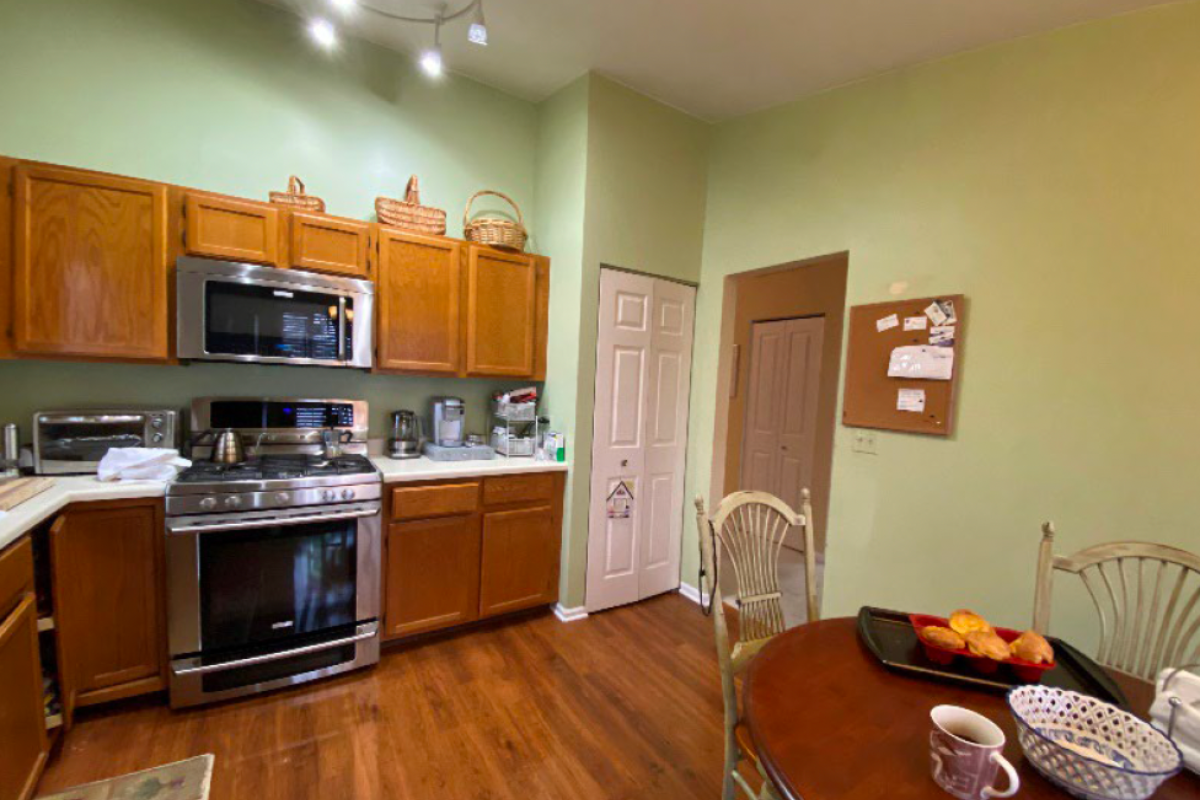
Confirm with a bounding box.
[842,295,966,436]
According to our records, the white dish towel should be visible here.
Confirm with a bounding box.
[97,448,191,483]
[1151,666,1200,773]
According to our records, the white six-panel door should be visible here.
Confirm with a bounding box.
[740,317,824,546]
[586,269,695,613]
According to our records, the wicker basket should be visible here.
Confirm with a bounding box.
[269,175,325,213]
[375,176,447,235]
[463,190,527,251]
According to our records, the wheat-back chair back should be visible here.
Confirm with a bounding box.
[695,489,817,800]
[1034,522,1200,680]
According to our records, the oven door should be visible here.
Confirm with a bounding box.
[165,503,380,706]
[176,258,374,368]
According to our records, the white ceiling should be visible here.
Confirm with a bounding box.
[262,0,1176,120]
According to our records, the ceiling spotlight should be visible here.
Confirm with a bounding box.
[419,47,443,77]
[329,0,356,12]
[468,1,487,46]
[309,18,338,49]
[420,20,444,76]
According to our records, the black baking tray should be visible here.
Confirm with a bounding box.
[856,606,1128,709]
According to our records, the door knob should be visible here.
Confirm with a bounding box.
[621,459,629,467]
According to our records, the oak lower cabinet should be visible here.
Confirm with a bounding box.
[12,164,170,361]
[479,505,559,618]
[383,472,565,641]
[385,515,482,638]
[0,539,47,800]
[51,499,166,711]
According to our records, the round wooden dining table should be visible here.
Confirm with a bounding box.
[744,617,1199,800]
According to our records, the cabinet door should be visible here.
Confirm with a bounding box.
[0,158,15,359]
[465,246,537,377]
[479,505,558,618]
[52,501,165,706]
[384,515,480,639]
[184,192,280,265]
[13,165,169,360]
[0,594,48,800]
[289,212,370,278]
[376,229,462,374]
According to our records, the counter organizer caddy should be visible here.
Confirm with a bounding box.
[489,398,540,458]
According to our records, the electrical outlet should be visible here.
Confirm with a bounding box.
[851,430,878,455]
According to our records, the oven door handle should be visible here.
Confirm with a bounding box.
[167,507,379,535]
[172,622,378,676]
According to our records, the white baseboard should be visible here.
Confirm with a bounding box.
[553,603,588,623]
[678,582,708,606]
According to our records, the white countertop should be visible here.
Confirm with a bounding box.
[371,455,569,483]
[0,456,569,552]
[0,477,167,551]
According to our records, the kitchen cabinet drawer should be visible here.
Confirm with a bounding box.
[384,516,481,639]
[479,505,559,618]
[184,192,280,265]
[289,211,370,278]
[390,482,479,521]
[0,593,48,800]
[0,538,34,620]
[482,473,555,507]
[13,164,170,360]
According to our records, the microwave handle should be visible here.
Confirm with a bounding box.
[337,297,347,362]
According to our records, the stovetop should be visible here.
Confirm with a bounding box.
[175,454,376,483]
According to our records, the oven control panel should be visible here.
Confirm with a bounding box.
[167,482,381,517]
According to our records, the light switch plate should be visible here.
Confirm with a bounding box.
[851,430,878,455]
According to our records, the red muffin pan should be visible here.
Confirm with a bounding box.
[908,614,1056,682]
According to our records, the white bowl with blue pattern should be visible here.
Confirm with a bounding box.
[1008,685,1182,800]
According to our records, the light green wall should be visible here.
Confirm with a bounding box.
[547,75,710,608]
[0,0,538,437]
[685,1,1200,640]
[532,76,590,604]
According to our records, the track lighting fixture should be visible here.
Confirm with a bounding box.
[308,17,338,49]
[323,0,490,74]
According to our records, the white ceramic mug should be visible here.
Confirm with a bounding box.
[929,705,1020,800]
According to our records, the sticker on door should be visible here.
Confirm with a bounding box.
[606,481,634,519]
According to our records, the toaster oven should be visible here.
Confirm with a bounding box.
[34,409,179,475]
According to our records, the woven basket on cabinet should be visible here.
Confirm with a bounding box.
[375,176,447,235]
[269,175,326,213]
[462,190,527,251]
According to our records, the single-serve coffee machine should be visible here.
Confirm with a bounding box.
[431,397,465,447]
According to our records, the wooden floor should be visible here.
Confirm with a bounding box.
[38,594,728,800]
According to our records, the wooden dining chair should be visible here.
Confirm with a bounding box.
[1033,522,1200,681]
[695,489,818,800]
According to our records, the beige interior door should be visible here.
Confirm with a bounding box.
[740,317,824,546]
[586,269,696,613]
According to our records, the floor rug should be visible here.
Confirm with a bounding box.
[37,755,214,800]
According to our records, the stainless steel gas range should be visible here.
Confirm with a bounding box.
[165,398,382,708]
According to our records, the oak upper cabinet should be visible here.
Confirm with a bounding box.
[13,165,170,360]
[464,245,538,378]
[375,228,462,375]
[288,211,370,278]
[184,191,280,265]
[0,158,15,359]
[51,499,165,709]
[0,540,47,800]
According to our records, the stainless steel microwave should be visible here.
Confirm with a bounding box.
[176,257,374,369]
